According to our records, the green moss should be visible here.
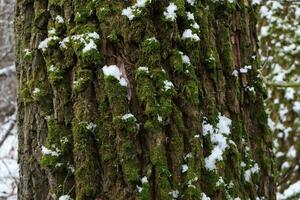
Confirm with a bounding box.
[72,121,100,199]
[48,0,64,7]
[171,49,184,72]
[24,49,33,61]
[40,154,60,168]
[140,37,161,65]
[73,69,93,94]
[47,65,64,85]
[205,49,217,70]
[95,4,111,22]
[172,0,186,17]
[140,181,151,200]
[107,30,118,42]
[20,86,33,103]
[103,75,128,115]
[182,80,199,105]
[157,167,172,200]
[70,27,102,65]
[201,169,219,196]
[74,0,95,23]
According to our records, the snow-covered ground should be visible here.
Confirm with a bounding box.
[0,114,17,200]
[0,65,18,200]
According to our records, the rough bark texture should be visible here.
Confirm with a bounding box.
[15,0,275,199]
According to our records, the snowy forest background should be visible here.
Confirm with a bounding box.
[0,0,299,199]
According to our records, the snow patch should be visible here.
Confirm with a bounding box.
[102,65,128,87]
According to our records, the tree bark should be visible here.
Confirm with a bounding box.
[15,0,275,199]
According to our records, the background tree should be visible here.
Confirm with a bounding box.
[0,0,17,198]
[15,0,275,199]
[258,1,300,199]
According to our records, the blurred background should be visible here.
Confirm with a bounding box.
[0,1,299,199]
[0,0,17,199]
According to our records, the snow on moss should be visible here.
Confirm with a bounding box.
[179,51,191,65]
[182,29,200,41]
[141,176,148,184]
[203,113,232,171]
[55,15,64,24]
[293,101,300,113]
[38,36,59,51]
[58,195,73,200]
[181,164,188,173]
[169,190,179,199]
[239,65,252,74]
[186,0,196,6]
[284,87,295,100]
[122,113,137,121]
[164,3,178,21]
[163,80,174,91]
[102,65,128,87]
[41,146,60,157]
[244,163,260,182]
[201,192,211,200]
[86,122,97,131]
[72,32,100,54]
[122,7,134,20]
[122,0,151,20]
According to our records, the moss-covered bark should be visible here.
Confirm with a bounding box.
[15,0,275,199]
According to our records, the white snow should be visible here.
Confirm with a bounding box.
[244,163,260,182]
[201,193,211,200]
[41,146,60,157]
[186,0,196,6]
[86,122,97,131]
[292,101,300,113]
[0,114,18,199]
[216,113,232,135]
[157,115,163,122]
[141,176,148,184]
[82,40,97,53]
[186,12,195,21]
[287,146,296,159]
[122,0,150,21]
[277,180,300,200]
[182,29,200,41]
[137,185,143,193]
[138,66,149,73]
[203,113,232,171]
[179,51,191,65]
[122,113,137,121]
[59,37,70,49]
[135,0,148,8]
[169,190,179,199]
[32,88,41,95]
[164,3,178,21]
[181,164,188,173]
[284,88,295,100]
[252,0,261,5]
[163,80,174,91]
[102,65,128,87]
[55,15,64,24]
[239,65,252,74]
[38,36,59,51]
[122,7,135,21]
[59,195,73,200]
[232,70,239,77]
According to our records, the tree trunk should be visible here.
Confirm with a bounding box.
[15,0,275,199]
